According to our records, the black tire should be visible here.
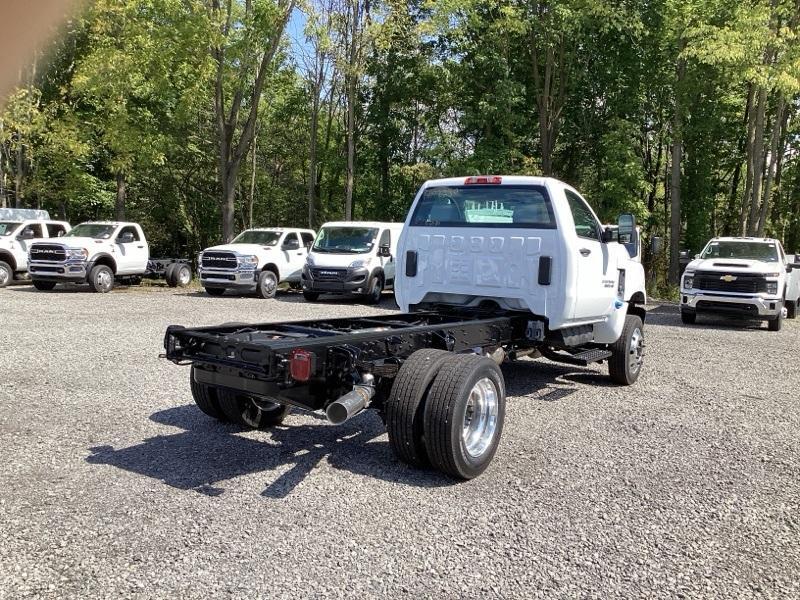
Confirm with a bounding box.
[768,309,783,331]
[680,309,696,324]
[303,291,320,301]
[423,354,506,480]
[165,263,178,287]
[385,349,454,468]
[0,260,13,288]
[89,264,114,293]
[256,270,278,299]
[32,280,56,291]
[363,275,384,304]
[216,388,291,428]
[609,314,645,385]
[189,366,227,421]
[786,300,796,319]
[205,287,225,296]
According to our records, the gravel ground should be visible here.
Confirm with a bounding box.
[1,284,799,599]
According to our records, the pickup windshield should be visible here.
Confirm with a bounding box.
[65,224,116,239]
[0,222,20,236]
[701,241,779,262]
[312,227,378,254]
[232,230,281,245]
[410,185,555,228]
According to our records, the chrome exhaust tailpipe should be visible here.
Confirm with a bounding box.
[326,374,375,425]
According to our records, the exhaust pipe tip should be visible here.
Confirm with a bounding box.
[326,402,350,425]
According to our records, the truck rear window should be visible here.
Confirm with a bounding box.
[409,185,555,228]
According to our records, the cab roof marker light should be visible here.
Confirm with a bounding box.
[464,176,502,185]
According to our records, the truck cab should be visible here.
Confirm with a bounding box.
[0,212,71,287]
[395,176,646,344]
[680,236,800,331]
[301,221,403,304]
[199,228,316,298]
[28,221,149,292]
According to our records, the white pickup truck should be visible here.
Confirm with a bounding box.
[680,236,800,331]
[0,210,71,287]
[199,228,316,298]
[27,221,192,292]
[165,175,648,480]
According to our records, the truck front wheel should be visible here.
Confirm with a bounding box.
[363,275,383,304]
[89,265,114,293]
[204,287,225,296]
[768,309,783,331]
[385,349,454,468]
[216,389,290,428]
[256,270,278,299]
[423,354,506,479]
[32,280,56,291]
[303,291,320,301]
[608,314,645,385]
[680,309,696,325]
[0,261,12,287]
[786,300,796,319]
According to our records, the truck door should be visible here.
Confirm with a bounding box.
[115,225,148,274]
[565,190,616,320]
[16,222,45,267]
[282,232,306,281]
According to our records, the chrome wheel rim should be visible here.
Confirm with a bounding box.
[262,273,277,295]
[0,265,9,286]
[178,267,191,285]
[96,269,112,291]
[462,377,499,458]
[629,327,644,374]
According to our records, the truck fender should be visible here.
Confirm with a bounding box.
[89,253,117,275]
[0,250,17,271]
[262,263,281,282]
[369,266,385,284]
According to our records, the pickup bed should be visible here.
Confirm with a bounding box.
[164,175,648,479]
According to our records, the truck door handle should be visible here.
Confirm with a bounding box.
[579,248,591,256]
[296,252,303,255]
[137,245,144,249]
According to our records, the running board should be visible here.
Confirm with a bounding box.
[542,347,612,366]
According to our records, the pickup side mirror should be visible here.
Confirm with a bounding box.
[17,229,35,240]
[617,213,636,242]
[117,231,135,244]
[694,254,701,260]
[788,263,800,271]
[378,245,391,258]
[282,238,300,251]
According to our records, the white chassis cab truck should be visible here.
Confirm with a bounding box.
[0,210,71,287]
[163,175,647,480]
[199,228,316,298]
[27,221,192,293]
[680,236,800,331]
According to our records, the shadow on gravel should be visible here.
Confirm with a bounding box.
[86,405,454,498]
[500,360,613,401]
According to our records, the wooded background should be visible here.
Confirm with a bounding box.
[1,0,798,290]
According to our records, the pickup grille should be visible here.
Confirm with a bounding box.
[311,267,348,282]
[202,251,238,270]
[694,271,768,294]
[29,243,67,262]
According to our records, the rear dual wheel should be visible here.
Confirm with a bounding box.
[166,263,192,287]
[386,351,506,480]
[189,366,290,427]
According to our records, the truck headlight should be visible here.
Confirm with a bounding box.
[237,255,258,268]
[766,281,778,295]
[683,274,694,289]
[67,247,88,260]
[349,259,368,269]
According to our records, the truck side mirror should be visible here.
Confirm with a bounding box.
[617,213,635,241]
[118,232,135,244]
[18,228,35,240]
[379,244,391,257]
[282,238,300,250]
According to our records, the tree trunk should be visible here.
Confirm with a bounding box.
[249,129,257,229]
[307,61,323,228]
[756,97,786,236]
[114,171,126,221]
[344,0,359,220]
[726,84,753,236]
[668,54,685,285]
[746,86,768,235]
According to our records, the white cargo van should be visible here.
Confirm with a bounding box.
[301,221,403,303]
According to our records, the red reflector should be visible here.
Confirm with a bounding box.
[464,175,502,185]
[289,349,314,382]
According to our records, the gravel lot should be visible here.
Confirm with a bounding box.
[1,284,799,599]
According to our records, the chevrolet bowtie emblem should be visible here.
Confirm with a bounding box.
[720,274,737,282]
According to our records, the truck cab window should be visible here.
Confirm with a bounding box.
[48,224,67,237]
[565,190,600,241]
[300,232,315,248]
